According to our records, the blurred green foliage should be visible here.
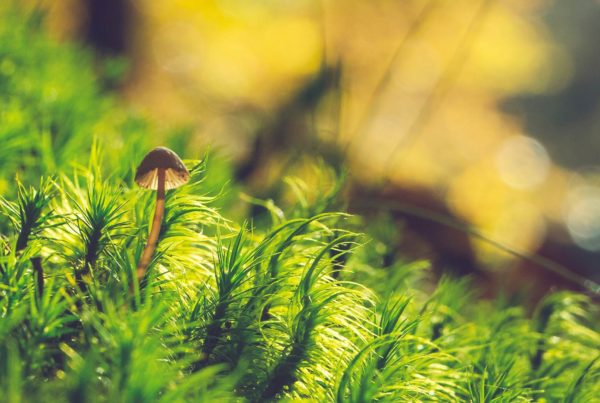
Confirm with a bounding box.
[0,6,139,185]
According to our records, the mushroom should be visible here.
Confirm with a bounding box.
[135,146,190,282]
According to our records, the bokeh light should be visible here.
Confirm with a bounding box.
[495,135,550,190]
[566,184,600,251]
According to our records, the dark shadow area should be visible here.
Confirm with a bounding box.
[501,0,600,169]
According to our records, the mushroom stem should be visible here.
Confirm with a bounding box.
[136,168,166,281]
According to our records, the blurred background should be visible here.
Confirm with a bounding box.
[24,0,600,299]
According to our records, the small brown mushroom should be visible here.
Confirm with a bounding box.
[135,146,190,282]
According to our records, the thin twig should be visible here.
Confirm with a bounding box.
[354,198,600,295]
[381,0,496,184]
[344,0,438,154]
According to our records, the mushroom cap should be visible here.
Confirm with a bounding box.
[135,146,190,190]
